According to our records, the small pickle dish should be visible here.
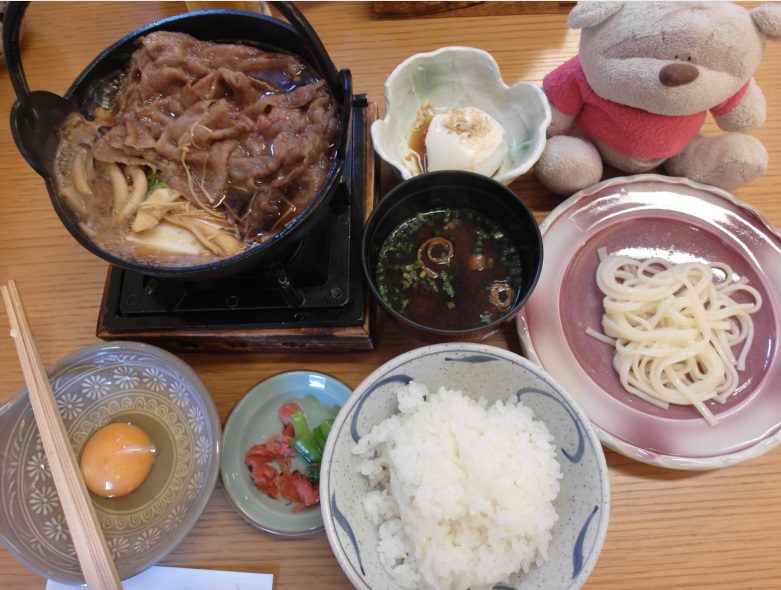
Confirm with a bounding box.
[221,370,351,537]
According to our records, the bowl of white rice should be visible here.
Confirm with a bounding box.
[320,343,609,590]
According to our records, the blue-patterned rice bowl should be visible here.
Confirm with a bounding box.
[320,343,609,590]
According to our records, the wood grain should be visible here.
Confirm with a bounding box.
[1,2,780,589]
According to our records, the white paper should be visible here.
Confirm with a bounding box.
[45,565,273,590]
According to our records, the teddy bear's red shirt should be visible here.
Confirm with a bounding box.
[544,56,749,159]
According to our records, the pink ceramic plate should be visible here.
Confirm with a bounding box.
[517,174,781,469]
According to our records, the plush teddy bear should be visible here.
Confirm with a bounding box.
[534,1,781,195]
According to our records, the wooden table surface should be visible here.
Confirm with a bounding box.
[2,2,781,589]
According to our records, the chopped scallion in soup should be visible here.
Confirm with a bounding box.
[376,209,522,330]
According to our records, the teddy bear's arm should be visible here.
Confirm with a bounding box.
[547,104,576,137]
[713,80,767,133]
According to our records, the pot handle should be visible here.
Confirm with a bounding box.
[3,1,37,116]
[3,0,75,175]
[271,2,341,93]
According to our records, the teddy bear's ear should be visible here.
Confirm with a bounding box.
[568,1,624,30]
[752,4,781,40]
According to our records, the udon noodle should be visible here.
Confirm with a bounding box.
[588,250,762,426]
[54,31,339,267]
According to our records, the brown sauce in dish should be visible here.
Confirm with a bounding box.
[408,110,434,173]
[405,101,439,174]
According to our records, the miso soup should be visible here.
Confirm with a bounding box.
[376,209,522,330]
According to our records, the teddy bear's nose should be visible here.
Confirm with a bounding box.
[659,63,699,87]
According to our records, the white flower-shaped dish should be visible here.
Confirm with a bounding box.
[371,46,551,186]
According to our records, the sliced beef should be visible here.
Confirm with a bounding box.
[89,31,338,241]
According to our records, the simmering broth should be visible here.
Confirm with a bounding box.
[54,31,339,267]
[376,208,522,330]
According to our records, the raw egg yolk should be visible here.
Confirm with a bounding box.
[80,423,156,498]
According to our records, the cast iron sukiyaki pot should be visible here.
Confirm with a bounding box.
[4,1,352,279]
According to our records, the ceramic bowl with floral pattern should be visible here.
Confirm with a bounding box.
[0,341,221,584]
[320,343,610,590]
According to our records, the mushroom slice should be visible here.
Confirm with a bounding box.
[72,146,95,197]
[166,214,244,257]
[131,188,183,232]
[60,185,88,216]
[105,163,129,213]
[118,167,148,221]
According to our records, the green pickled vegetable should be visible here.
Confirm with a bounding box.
[312,418,334,449]
[292,436,322,465]
[288,410,335,482]
[306,461,321,481]
[290,410,312,439]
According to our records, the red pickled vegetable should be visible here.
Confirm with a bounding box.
[265,434,297,458]
[281,471,320,513]
[278,402,302,438]
[279,402,302,425]
[244,401,320,512]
